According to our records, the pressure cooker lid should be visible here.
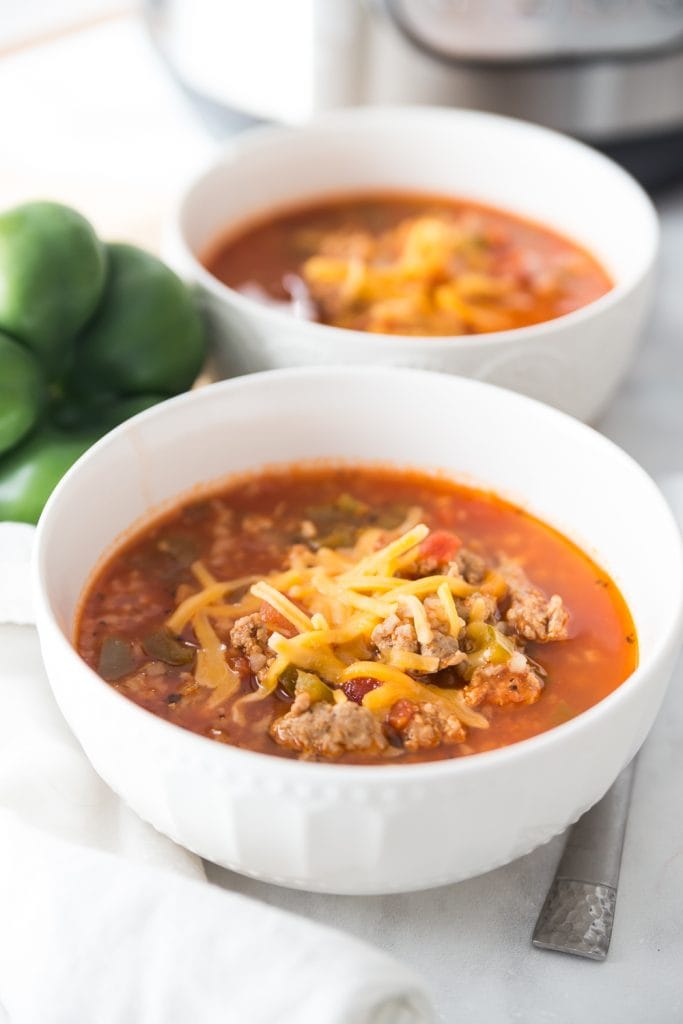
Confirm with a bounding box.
[384,0,683,66]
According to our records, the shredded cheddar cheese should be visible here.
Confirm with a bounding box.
[399,594,433,646]
[191,560,217,589]
[384,574,472,601]
[438,581,465,638]
[343,523,429,579]
[385,650,440,674]
[362,674,488,728]
[340,575,404,592]
[311,570,397,618]
[340,660,419,689]
[193,612,240,707]
[261,652,290,692]
[251,580,313,634]
[205,597,260,620]
[166,524,497,733]
[268,631,347,683]
[167,577,260,634]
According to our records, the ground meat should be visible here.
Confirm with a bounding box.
[500,563,569,642]
[463,654,543,707]
[456,592,499,626]
[270,692,387,758]
[388,698,466,751]
[120,664,195,703]
[371,612,418,656]
[229,612,273,679]
[413,555,440,577]
[371,604,465,670]
[451,548,488,585]
[421,631,466,668]
[421,597,466,668]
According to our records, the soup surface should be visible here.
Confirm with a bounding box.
[205,192,612,336]
[76,465,637,764]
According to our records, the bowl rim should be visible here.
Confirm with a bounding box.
[171,105,659,351]
[33,366,683,783]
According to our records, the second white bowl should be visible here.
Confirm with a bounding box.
[166,107,658,422]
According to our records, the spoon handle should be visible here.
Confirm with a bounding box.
[532,757,637,961]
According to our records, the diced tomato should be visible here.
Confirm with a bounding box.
[387,698,417,732]
[342,677,380,705]
[259,601,297,637]
[418,530,462,567]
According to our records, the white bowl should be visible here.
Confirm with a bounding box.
[166,107,658,422]
[34,368,683,894]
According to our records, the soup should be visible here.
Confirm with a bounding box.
[204,192,612,337]
[75,465,637,764]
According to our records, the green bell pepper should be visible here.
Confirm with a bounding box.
[0,427,98,524]
[0,332,46,456]
[295,671,335,704]
[466,622,516,672]
[0,394,164,524]
[0,202,106,376]
[69,243,205,398]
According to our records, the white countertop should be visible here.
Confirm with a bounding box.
[600,188,683,478]
[1,12,682,1022]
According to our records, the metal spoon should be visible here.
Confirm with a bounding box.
[532,757,636,960]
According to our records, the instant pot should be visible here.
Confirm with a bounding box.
[144,0,683,188]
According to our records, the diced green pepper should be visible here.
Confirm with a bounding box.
[277,664,299,696]
[295,670,334,704]
[98,637,135,681]
[375,503,409,530]
[465,622,515,675]
[157,533,199,567]
[142,628,195,666]
[336,493,369,517]
[315,525,357,549]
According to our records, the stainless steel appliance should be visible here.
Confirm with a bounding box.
[144,0,683,188]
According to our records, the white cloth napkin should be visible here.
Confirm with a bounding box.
[0,523,433,1024]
